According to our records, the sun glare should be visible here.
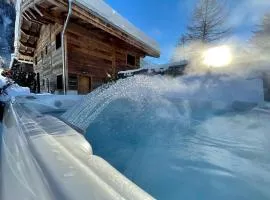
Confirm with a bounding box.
[203,46,232,68]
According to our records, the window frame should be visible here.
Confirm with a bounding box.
[127,53,136,66]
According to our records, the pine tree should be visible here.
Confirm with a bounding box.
[183,0,230,43]
[172,0,230,62]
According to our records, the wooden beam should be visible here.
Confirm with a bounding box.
[23,12,32,21]
[34,5,65,25]
[23,11,43,25]
[26,9,53,25]
[19,50,34,57]
[33,5,44,17]
[46,0,65,8]
[21,28,40,38]
[27,9,37,20]
[20,40,37,49]
[30,6,61,24]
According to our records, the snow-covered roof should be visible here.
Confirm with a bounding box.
[118,60,188,74]
[73,0,160,56]
[142,60,189,70]
[118,60,188,77]
[118,68,144,75]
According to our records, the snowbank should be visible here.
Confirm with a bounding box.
[15,95,83,113]
[0,75,30,102]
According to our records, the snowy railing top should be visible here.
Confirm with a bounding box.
[73,0,160,55]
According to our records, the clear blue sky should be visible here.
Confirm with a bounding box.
[105,0,270,64]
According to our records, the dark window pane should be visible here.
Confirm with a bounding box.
[127,54,135,66]
[56,33,61,50]
[57,75,63,90]
[68,74,78,90]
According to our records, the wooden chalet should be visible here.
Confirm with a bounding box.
[15,0,160,94]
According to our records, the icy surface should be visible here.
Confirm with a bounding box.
[74,0,159,54]
[1,96,154,200]
[62,75,269,199]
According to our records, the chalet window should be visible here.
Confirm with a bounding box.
[68,74,78,90]
[34,57,37,65]
[56,33,62,50]
[57,75,63,90]
[127,54,136,66]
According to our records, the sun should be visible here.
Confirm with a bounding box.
[203,45,232,68]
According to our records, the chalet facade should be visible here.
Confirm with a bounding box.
[14,0,160,94]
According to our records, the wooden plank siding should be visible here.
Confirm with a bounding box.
[33,21,145,94]
[33,23,63,92]
[66,23,145,93]
[18,0,160,94]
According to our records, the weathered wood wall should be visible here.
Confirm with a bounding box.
[33,21,145,93]
[66,23,144,92]
[34,23,63,92]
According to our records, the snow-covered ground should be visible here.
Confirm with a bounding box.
[0,74,30,102]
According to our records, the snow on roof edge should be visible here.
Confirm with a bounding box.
[73,0,160,56]
[143,60,189,70]
[118,60,188,74]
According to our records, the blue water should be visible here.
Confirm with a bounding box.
[59,75,269,199]
[85,98,270,200]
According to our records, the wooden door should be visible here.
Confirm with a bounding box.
[78,76,91,94]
